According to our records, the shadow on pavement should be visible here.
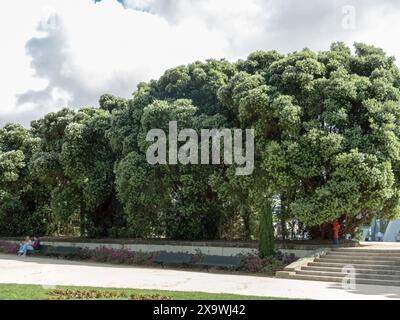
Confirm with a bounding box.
[0,253,149,270]
[327,282,400,299]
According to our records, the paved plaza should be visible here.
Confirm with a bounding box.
[0,253,399,300]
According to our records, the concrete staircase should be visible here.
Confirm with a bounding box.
[277,247,400,286]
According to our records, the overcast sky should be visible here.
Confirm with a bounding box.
[1,0,400,126]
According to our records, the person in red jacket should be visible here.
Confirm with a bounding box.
[332,220,340,245]
[32,236,41,250]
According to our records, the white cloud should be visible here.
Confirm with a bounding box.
[1,0,400,126]
[1,0,230,126]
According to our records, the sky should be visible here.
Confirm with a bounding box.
[1,0,400,126]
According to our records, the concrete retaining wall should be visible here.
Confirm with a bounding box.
[4,239,334,258]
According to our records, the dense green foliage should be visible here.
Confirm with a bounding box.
[259,199,275,257]
[1,43,400,243]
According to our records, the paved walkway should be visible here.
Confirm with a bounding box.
[0,254,399,300]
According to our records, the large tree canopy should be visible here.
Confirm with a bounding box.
[1,43,400,242]
[0,124,51,236]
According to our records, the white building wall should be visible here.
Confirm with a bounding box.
[383,220,400,242]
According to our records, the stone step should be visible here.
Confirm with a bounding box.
[315,257,400,266]
[326,251,400,258]
[302,265,400,276]
[323,253,400,262]
[287,273,400,287]
[277,245,400,286]
[297,270,400,281]
[332,248,400,254]
[308,261,400,271]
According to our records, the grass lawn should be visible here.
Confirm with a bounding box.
[0,284,287,300]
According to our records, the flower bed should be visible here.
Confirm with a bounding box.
[48,289,174,300]
[239,252,297,275]
[0,241,19,254]
[74,247,296,274]
[75,246,158,266]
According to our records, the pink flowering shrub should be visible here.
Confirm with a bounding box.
[0,241,19,254]
[75,247,157,266]
[239,251,297,274]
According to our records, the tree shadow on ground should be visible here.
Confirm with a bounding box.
[0,253,151,270]
[327,283,400,299]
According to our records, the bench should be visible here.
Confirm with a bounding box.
[154,252,192,265]
[28,245,79,258]
[195,255,241,269]
[51,245,79,257]
[27,244,48,256]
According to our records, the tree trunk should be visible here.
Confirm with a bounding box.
[280,193,288,241]
[80,202,86,237]
[241,207,251,240]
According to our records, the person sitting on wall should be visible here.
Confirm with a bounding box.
[32,236,41,251]
[18,236,34,256]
